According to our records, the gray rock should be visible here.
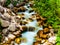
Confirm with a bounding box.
[3,13,11,19]
[2,28,8,34]
[8,23,16,31]
[1,19,10,27]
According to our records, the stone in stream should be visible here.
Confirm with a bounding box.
[15,38,21,44]
[43,28,50,34]
[8,23,16,32]
[33,42,40,45]
[8,33,16,40]
[28,26,35,31]
[1,19,10,27]
[18,6,27,12]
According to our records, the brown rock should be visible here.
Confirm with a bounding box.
[28,26,35,31]
[18,6,26,12]
[43,28,49,33]
[22,26,27,31]
[42,34,48,39]
[33,42,39,45]
[15,38,21,44]
[37,30,43,37]
[1,20,10,27]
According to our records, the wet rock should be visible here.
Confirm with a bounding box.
[33,42,39,45]
[13,7,18,13]
[37,30,43,37]
[41,34,48,39]
[8,33,16,40]
[28,26,35,31]
[2,13,11,20]
[43,42,53,45]
[18,6,27,12]
[22,26,27,31]
[0,6,4,14]
[35,36,42,42]
[2,28,8,34]
[13,30,21,36]
[8,23,16,32]
[1,20,10,27]
[37,30,48,39]
[15,38,21,44]
[43,28,49,33]
[16,2,26,7]
[41,39,46,44]
[29,10,34,13]
[8,3,14,9]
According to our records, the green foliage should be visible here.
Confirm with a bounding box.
[12,1,18,6]
[0,20,2,42]
[33,0,60,29]
[0,20,2,32]
[0,34,2,42]
[56,36,60,45]
[56,43,60,45]
[5,0,24,6]
[5,0,11,6]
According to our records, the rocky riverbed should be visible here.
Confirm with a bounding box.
[0,0,56,45]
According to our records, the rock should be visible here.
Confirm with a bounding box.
[0,0,6,6]
[43,28,49,33]
[16,2,26,7]
[22,26,27,31]
[3,13,11,19]
[41,39,46,44]
[13,30,21,36]
[18,6,26,12]
[41,34,48,39]
[35,36,42,42]
[1,19,10,27]
[28,26,35,31]
[0,6,4,13]
[15,38,21,44]
[8,33,16,40]
[8,3,14,9]
[8,23,16,32]
[37,30,43,37]
[2,28,8,34]
[13,7,18,13]
[33,42,39,45]
[48,36,56,44]
[4,37,9,42]
[48,25,52,29]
